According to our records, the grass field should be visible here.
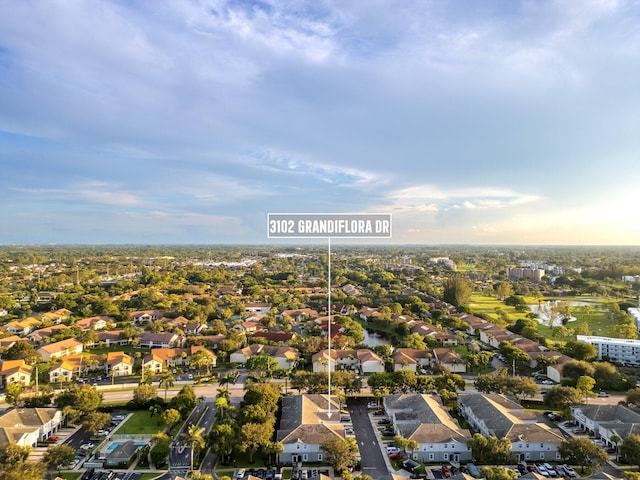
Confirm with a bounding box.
[469,293,620,342]
[57,473,81,480]
[116,410,165,435]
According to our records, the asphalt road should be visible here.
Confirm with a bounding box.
[347,400,391,480]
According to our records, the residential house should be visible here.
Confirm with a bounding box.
[36,291,58,302]
[279,308,319,323]
[341,284,362,296]
[138,332,182,349]
[383,394,472,463]
[75,316,113,331]
[277,394,345,464]
[452,313,491,335]
[131,310,165,323]
[230,344,299,370]
[245,302,271,314]
[0,335,21,348]
[570,404,640,448]
[6,317,41,336]
[0,359,32,386]
[432,348,466,373]
[142,346,217,373]
[252,331,296,344]
[41,309,71,324]
[359,307,383,321]
[27,324,70,344]
[49,354,103,383]
[311,349,384,374]
[0,408,64,447]
[392,348,432,372]
[546,354,574,383]
[166,316,190,329]
[105,351,133,377]
[37,338,83,362]
[458,393,564,462]
[184,322,206,336]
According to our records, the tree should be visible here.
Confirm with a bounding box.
[3,340,41,364]
[627,387,640,407]
[238,422,272,463]
[621,434,640,469]
[5,382,24,406]
[558,437,608,473]
[481,466,517,480]
[170,385,198,419]
[0,444,31,465]
[208,422,237,465]
[467,433,515,465]
[561,360,596,381]
[0,462,46,480]
[132,384,158,407]
[185,424,205,473]
[321,437,359,474]
[575,375,596,404]
[161,408,182,427]
[81,411,112,434]
[150,433,171,468]
[442,276,474,308]
[159,371,175,400]
[44,444,76,471]
[55,384,102,415]
[610,434,622,461]
[562,342,598,362]
[495,283,514,301]
[544,386,583,411]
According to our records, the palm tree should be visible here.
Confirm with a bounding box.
[185,424,205,473]
[159,371,175,400]
[215,387,231,421]
[610,434,622,461]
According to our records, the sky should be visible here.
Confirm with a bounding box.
[1,0,639,246]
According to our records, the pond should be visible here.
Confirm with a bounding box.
[362,328,392,347]
[528,300,601,327]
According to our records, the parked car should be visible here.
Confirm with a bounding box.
[386,446,401,454]
[442,465,452,478]
[381,428,395,436]
[543,463,558,477]
[373,409,385,415]
[535,464,550,477]
[236,469,246,480]
[340,415,351,422]
[367,401,378,409]
[46,436,58,442]
[388,452,404,460]
[597,391,610,397]
[377,419,391,425]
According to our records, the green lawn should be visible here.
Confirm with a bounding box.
[470,293,623,343]
[117,410,166,435]
[56,473,81,480]
[140,474,164,480]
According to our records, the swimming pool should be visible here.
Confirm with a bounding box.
[105,440,148,452]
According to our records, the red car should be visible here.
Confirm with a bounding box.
[46,436,59,442]
[388,452,405,460]
[442,465,452,478]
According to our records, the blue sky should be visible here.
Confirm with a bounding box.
[1,0,639,245]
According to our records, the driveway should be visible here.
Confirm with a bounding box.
[347,399,392,480]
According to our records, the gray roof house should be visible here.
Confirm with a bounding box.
[277,394,345,465]
[383,394,472,463]
[104,440,140,467]
[458,393,565,463]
